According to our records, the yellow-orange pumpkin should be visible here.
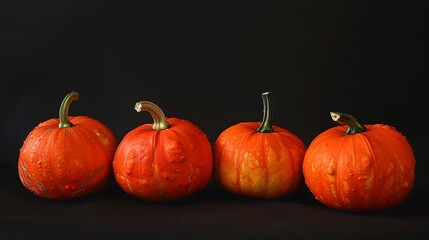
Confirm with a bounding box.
[214,92,306,198]
[113,101,213,202]
[303,112,415,211]
[18,92,117,200]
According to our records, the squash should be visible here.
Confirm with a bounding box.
[302,112,415,211]
[18,92,117,200]
[112,101,213,201]
[213,92,306,198]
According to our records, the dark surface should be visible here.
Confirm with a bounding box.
[1,1,428,239]
[1,170,429,240]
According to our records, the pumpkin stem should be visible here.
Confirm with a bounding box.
[135,101,170,130]
[58,91,79,128]
[257,91,274,133]
[330,112,366,135]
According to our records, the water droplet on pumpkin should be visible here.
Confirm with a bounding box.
[362,156,372,169]
[140,179,150,186]
[161,172,175,181]
[358,175,368,181]
[37,161,43,170]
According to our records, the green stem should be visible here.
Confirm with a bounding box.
[257,92,274,133]
[330,112,366,135]
[135,101,170,130]
[58,91,79,128]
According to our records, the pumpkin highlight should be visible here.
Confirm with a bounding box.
[18,92,118,200]
[302,112,415,211]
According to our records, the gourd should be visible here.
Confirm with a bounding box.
[213,92,306,198]
[18,92,117,200]
[302,112,415,211]
[112,100,213,201]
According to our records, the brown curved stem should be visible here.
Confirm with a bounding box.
[135,101,170,130]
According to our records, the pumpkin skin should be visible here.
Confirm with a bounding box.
[302,112,415,211]
[214,92,306,198]
[113,101,213,202]
[18,92,117,200]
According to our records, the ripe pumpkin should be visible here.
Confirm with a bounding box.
[112,101,213,202]
[18,92,118,200]
[213,92,306,198]
[303,112,415,211]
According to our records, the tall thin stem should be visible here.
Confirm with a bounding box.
[58,92,79,128]
[257,92,274,133]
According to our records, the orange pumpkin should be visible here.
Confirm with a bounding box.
[112,101,213,202]
[303,112,415,211]
[214,92,306,198]
[18,92,117,200]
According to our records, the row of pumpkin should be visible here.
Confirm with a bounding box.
[17,91,415,211]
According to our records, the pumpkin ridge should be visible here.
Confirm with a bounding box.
[333,136,347,208]
[73,125,102,168]
[168,118,213,192]
[51,129,68,197]
[276,129,306,183]
[168,127,195,196]
[261,135,270,196]
[358,132,378,208]
[343,134,355,208]
[64,127,88,197]
[364,128,409,207]
[119,135,133,178]
[236,129,255,195]
[54,129,71,198]
[374,132,401,207]
[274,132,295,194]
[152,130,167,200]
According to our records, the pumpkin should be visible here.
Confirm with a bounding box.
[112,100,213,202]
[18,92,118,200]
[302,112,415,211]
[213,92,306,198]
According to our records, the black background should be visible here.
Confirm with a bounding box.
[1,1,428,239]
